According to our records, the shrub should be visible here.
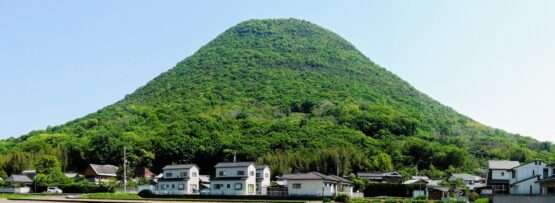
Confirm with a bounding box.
[334,194,350,202]
[474,198,490,203]
[138,189,153,198]
[58,182,114,193]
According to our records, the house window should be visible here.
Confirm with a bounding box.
[250,171,255,176]
[533,170,536,176]
[165,172,173,178]
[219,171,225,176]
[256,173,261,178]
[180,172,187,177]
[248,184,254,193]
[293,183,302,189]
[227,184,230,189]
[501,172,505,176]
[237,170,245,176]
[265,173,269,178]
[215,184,222,189]
[171,184,175,189]
[192,172,198,177]
[235,183,243,190]
[178,184,184,190]
[530,185,533,194]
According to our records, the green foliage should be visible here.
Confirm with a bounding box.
[0,18,553,175]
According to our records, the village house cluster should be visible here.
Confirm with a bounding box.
[4,159,555,200]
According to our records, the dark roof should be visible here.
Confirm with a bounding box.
[7,174,33,183]
[162,164,197,170]
[357,172,402,178]
[158,177,190,181]
[329,175,353,184]
[89,164,118,176]
[214,162,254,168]
[279,172,337,182]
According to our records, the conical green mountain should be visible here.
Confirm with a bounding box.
[3,19,553,176]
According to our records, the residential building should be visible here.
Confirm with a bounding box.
[509,160,552,195]
[278,172,341,197]
[255,165,271,195]
[134,167,155,179]
[210,162,257,195]
[6,174,33,186]
[357,171,403,184]
[21,170,36,179]
[403,176,447,199]
[487,160,520,194]
[329,175,354,196]
[156,164,200,195]
[82,164,119,183]
[448,173,486,190]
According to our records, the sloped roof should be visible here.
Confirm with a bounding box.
[449,173,484,182]
[488,160,520,169]
[89,164,118,177]
[214,162,254,168]
[162,164,197,170]
[328,175,353,184]
[279,172,337,182]
[7,174,33,183]
[358,171,402,178]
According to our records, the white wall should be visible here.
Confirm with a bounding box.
[513,162,550,183]
[256,167,271,195]
[156,166,200,195]
[286,180,336,196]
[211,165,257,195]
[491,169,513,180]
[510,177,541,195]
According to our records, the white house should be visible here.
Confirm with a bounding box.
[255,165,271,195]
[509,160,552,195]
[156,164,200,195]
[487,160,520,194]
[210,162,257,195]
[487,160,555,195]
[278,172,340,197]
[329,175,354,196]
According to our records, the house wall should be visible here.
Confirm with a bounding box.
[491,169,513,181]
[513,162,550,183]
[510,177,541,195]
[256,167,271,195]
[211,165,257,195]
[286,180,336,196]
[210,180,256,195]
[157,166,200,195]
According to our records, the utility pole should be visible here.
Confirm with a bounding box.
[123,146,127,193]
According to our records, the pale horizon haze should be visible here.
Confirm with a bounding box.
[1,1,554,142]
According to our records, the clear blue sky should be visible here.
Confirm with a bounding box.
[1,1,554,141]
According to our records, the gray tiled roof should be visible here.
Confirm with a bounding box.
[7,174,33,183]
[162,164,197,170]
[279,172,337,182]
[449,173,484,182]
[214,162,254,168]
[90,164,118,176]
[488,160,520,169]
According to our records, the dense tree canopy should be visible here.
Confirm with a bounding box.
[0,19,554,179]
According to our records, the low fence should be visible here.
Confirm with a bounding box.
[0,186,31,194]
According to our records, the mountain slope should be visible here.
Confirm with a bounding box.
[2,19,553,177]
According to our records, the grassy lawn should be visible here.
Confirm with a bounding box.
[0,193,39,199]
[80,192,142,200]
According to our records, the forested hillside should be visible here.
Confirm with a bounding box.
[1,18,553,179]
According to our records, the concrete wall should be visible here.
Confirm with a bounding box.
[492,169,512,180]
[493,195,555,203]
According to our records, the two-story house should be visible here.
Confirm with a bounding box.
[509,160,552,195]
[210,162,257,195]
[255,165,271,195]
[487,160,520,194]
[156,164,200,195]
